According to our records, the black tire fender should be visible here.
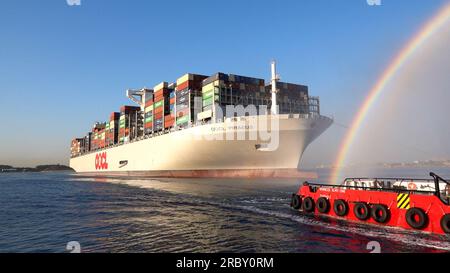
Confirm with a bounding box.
[334,199,349,217]
[302,197,315,213]
[440,214,450,234]
[371,204,390,223]
[317,197,330,214]
[291,194,302,210]
[354,202,371,221]
[406,207,428,230]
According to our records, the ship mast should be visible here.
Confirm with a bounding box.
[270,60,279,115]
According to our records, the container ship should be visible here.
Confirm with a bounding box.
[70,62,333,178]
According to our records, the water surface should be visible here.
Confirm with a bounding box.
[0,168,449,253]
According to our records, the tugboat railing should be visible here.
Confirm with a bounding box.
[304,173,449,198]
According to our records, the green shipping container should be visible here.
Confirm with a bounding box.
[203,95,219,102]
[154,101,163,108]
[202,90,214,100]
[145,116,153,123]
[203,97,214,107]
[176,115,190,125]
[119,115,126,128]
[202,86,220,94]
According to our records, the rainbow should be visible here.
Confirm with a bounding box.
[331,3,450,183]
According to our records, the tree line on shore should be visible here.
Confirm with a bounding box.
[0,164,74,173]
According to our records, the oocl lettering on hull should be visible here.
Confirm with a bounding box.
[95,152,108,170]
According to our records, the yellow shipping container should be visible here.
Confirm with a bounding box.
[202,81,225,94]
[154,82,168,91]
[145,106,153,113]
[202,80,225,93]
[176,73,194,86]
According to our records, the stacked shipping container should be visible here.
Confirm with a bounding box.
[106,112,120,146]
[265,82,309,114]
[70,138,85,157]
[119,106,141,143]
[91,128,97,150]
[164,90,175,129]
[105,122,110,145]
[201,73,266,118]
[84,133,92,152]
[99,129,106,149]
[144,91,154,135]
[201,73,228,113]
[175,73,208,128]
[92,123,106,151]
[71,70,312,157]
[153,82,172,132]
[228,74,266,99]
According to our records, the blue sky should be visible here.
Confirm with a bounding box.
[0,0,448,167]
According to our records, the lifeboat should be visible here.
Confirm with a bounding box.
[290,172,450,235]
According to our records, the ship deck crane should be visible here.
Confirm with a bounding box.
[126,88,151,110]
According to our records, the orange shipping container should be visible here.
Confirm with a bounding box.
[164,119,174,128]
[154,107,164,115]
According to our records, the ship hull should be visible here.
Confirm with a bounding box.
[70,114,332,178]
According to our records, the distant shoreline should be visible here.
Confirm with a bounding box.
[0,164,74,173]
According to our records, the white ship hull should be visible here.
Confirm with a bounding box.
[70,114,332,178]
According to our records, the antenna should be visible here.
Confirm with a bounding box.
[270,60,279,115]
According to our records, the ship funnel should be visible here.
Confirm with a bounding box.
[270,60,279,115]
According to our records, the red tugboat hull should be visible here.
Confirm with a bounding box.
[291,172,450,235]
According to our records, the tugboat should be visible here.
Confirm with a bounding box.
[290,172,450,235]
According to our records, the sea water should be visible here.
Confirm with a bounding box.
[0,168,449,253]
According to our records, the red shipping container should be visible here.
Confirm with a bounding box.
[154,98,164,104]
[176,108,190,118]
[144,123,153,129]
[154,88,170,96]
[110,112,120,121]
[176,81,191,91]
[154,94,164,102]
[154,112,163,120]
[145,100,154,108]
[176,74,208,91]
[154,107,164,115]
[120,105,140,113]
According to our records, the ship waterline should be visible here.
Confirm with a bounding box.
[70,114,333,178]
